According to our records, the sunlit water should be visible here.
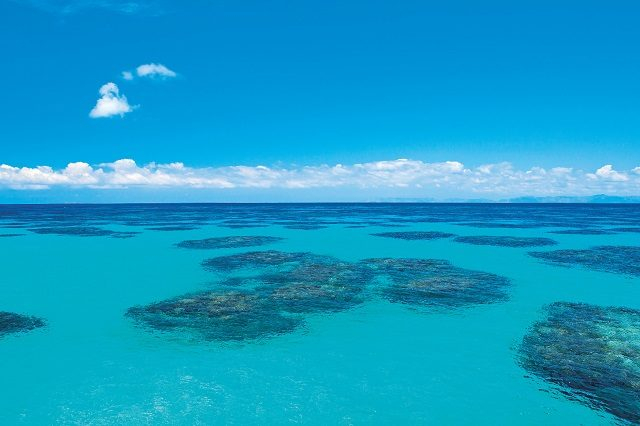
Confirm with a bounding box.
[1,204,639,425]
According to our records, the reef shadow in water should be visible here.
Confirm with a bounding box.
[518,302,640,424]
[0,312,46,338]
[454,235,557,248]
[175,236,285,250]
[371,231,455,240]
[529,246,640,277]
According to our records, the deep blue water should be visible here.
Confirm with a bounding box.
[1,203,639,425]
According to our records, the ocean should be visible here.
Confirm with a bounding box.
[1,203,639,425]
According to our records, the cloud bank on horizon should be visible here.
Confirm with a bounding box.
[0,159,638,198]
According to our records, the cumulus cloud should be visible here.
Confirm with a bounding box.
[121,71,134,80]
[89,83,134,118]
[0,159,638,197]
[135,63,177,79]
[592,164,629,182]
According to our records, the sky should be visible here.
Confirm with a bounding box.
[1,0,639,202]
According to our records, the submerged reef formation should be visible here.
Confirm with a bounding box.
[361,258,510,309]
[518,302,640,424]
[175,236,284,250]
[29,226,138,239]
[371,231,455,240]
[0,233,24,238]
[454,235,557,248]
[529,246,640,277]
[128,251,372,341]
[127,291,302,342]
[130,250,512,342]
[0,312,46,338]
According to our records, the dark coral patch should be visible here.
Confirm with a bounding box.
[529,246,640,277]
[371,231,455,240]
[29,226,138,239]
[205,251,372,314]
[126,291,302,342]
[454,235,557,248]
[361,258,510,309]
[0,233,25,237]
[175,236,284,250]
[146,226,199,231]
[518,302,640,424]
[202,250,309,272]
[548,229,616,235]
[255,260,373,313]
[456,222,542,229]
[0,312,46,338]
[283,224,328,230]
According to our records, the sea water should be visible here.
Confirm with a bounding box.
[0,204,639,425]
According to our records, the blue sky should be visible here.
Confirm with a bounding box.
[1,0,639,201]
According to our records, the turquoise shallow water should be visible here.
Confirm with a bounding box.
[1,204,639,425]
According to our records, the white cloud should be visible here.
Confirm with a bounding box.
[0,159,639,197]
[122,71,134,80]
[135,63,177,79]
[89,83,134,118]
[594,164,629,182]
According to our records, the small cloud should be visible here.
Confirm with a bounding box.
[89,82,134,118]
[122,71,134,80]
[136,63,177,79]
[595,164,628,182]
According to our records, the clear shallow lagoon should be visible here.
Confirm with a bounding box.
[1,204,639,425]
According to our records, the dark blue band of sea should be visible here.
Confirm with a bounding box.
[518,302,640,424]
[1,203,640,234]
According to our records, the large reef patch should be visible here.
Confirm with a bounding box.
[518,302,640,424]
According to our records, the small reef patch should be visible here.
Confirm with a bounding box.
[0,312,46,338]
[29,226,138,239]
[548,229,616,235]
[175,236,284,250]
[146,226,200,231]
[371,231,455,240]
[454,236,557,248]
[202,250,309,272]
[518,302,640,424]
[529,246,640,277]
